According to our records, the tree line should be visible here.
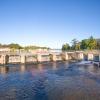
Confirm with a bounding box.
[62,36,100,51]
[0,43,49,50]
[0,43,23,49]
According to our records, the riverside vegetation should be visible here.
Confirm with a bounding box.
[62,36,100,51]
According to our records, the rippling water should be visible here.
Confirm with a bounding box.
[0,61,100,100]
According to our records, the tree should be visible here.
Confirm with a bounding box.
[62,43,70,51]
[9,43,23,49]
[62,36,99,51]
[24,45,49,50]
[81,39,89,50]
[75,42,81,50]
[96,39,100,49]
[88,36,97,50]
[0,43,2,47]
[71,39,80,50]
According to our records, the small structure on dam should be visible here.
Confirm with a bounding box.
[84,53,94,61]
[37,53,50,62]
[93,54,100,62]
[50,53,62,61]
[62,51,84,61]
[93,54,100,66]
[8,54,21,63]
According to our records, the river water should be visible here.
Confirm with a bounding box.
[0,61,100,100]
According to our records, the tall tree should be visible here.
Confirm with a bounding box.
[81,39,89,50]
[96,39,100,49]
[88,36,97,50]
[71,39,80,50]
[75,42,81,50]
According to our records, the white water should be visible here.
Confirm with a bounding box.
[77,61,93,65]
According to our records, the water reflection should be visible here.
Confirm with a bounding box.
[20,65,26,73]
[52,62,57,70]
[0,66,9,74]
[78,64,100,75]
[0,62,100,100]
[38,64,43,72]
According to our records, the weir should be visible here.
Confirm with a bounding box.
[0,51,99,65]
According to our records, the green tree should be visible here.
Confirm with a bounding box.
[9,43,23,49]
[71,39,80,50]
[62,36,98,51]
[96,39,100,49]
[81,39,89,50]
[62,43,70,51]
[88,36,97,50]
[75,42,81,50]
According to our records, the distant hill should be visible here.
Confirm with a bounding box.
[24,45,50,50]
[0,43,50,50]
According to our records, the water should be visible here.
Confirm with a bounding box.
[0,61,100,100]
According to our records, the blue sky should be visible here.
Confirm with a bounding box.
[0,0,100,48]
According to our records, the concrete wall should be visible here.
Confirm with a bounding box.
[56,55,62,61]
[62,52,68,60]
[20,55,26,64]
[50,53,62,61]
[68,54,74,60]
[37,54,50,62]
[88,53,94,61]
[77,53,84,60]
[25,56,37,62]
[0,55,8,64]
[41,55,50,62]
[50,54,56,61]
[84,53,94,61]
[0,51,98,65]
[8,55,21,63]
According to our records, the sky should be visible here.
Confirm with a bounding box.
[0,0,100,48]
